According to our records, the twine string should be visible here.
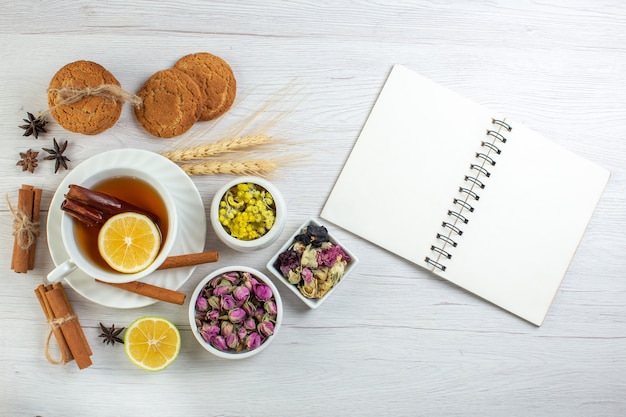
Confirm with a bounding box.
[6,194,40,250]
[44,84,143,116]
[44,314,77,365]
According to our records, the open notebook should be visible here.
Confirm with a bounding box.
[321,64,610,326]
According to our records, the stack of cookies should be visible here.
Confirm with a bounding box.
[134,52,237,138]
[47,53,237,138]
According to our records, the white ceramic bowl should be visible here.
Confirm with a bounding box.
[266,217,359,309]
[189,265,283,359]
[210,176,286,252]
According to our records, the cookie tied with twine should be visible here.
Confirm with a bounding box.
[47,60,140,135]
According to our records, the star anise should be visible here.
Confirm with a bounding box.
[19,112,48,139]
[42,138,70,173]
[99,322,125,346]
[16,149,39,173]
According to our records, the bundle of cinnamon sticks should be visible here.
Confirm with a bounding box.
[61,184,157,227]
[11,184,42,273]
[34,283,92,369]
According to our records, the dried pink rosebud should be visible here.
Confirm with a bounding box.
[207,309,220,322]
[228,308,247,323]
[221,321,234,338]
[254,284,273,302]
[210,335,228,351]
[221,294,236,310]
[244,317,256,331]
[237,325,248,340]
[243,273,259,290]
[226,333,240,349]
[195,296,209,312]
[258,321,274,337]
[233,285,250,302]
[246,332,262,350]
[242,300,256,316]
[208,295,220,310]
[199,323,220,342]
[264,300,277,316]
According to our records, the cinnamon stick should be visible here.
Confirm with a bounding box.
[11,185,42,273]
[34,283,92,369]
[28,187,42,270]
[44,283,92,369]
[95,279,187,305]
[156,251,219,270]
[34,285,73,364]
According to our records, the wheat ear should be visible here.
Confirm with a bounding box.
[162,133,275,162]
[179,160,280,176]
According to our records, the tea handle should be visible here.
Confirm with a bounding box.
[47,259,77,283]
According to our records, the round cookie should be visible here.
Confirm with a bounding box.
[47,60,123,135]
[134,68,202,138]
[174,52,236,121]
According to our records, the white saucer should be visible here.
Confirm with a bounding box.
[47,149,206,309]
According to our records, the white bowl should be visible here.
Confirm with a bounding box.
[189,265,283,359]
[266,217,359,309]
[210,176,286,252]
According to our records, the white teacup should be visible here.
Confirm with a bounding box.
[47,167,178,284]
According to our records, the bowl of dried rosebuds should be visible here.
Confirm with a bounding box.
[210,176,286,252]
[189,266,283,359]
[266,217,359,309]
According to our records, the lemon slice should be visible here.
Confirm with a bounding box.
[124,316,181,371]
[98,212,161,273]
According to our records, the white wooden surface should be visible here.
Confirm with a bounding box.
[1,1,625,416]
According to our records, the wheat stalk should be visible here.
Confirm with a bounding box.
[179,159,280,176]
[162,133,275,162]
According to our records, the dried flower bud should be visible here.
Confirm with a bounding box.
[237,325,248,340]
[200,323,220,342]
[221,321,234,338]
[195,296,209,312]
[207,309,220,322]
[244,317,256,331]
[243,272,259,291]
[221,294,236,310]
[210,335,228,351]
[228,308,247,324]
[208,295,220,310]
[258,321,274,337]
[213,282,232,296]
[233,285,250,302]
[246,332,262,350]
[287,269,301,285]
[254,284,273,302]
[226,333,240,349]
[264,300,277,316]
[242,300,256,316]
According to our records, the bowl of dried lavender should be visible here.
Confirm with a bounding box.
[266,217,359,309]
[210,176,286,252]
[189,266,283,359]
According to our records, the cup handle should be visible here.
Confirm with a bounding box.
[47,259,77,283]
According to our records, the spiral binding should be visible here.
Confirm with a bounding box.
[425,118,512,272]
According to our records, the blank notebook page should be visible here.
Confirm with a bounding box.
[321,64,610,326]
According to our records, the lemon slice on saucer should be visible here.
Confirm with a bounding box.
[124,316,181,371]
[98,212,161,273]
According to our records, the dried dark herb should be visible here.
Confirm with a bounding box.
[19,112,48,139]
[98,322,125,346]
[42,138,70,173]
[16,149,39,173]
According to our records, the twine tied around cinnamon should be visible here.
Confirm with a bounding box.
[45,314,77,365]
[6,194,40,250]
[46,83,143,114]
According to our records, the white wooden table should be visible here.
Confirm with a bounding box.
[1,1,625,416]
